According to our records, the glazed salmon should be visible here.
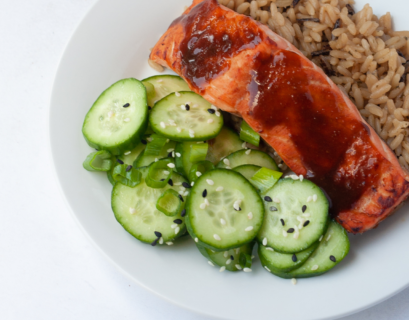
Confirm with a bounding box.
[150,0,409,233]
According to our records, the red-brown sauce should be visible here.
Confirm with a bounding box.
[178,0,384,215]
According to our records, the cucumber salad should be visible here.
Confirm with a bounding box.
[81,75,350,281]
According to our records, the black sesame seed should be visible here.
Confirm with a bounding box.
[126,165,133,172]
[207,108,215,114]
[330,255,336,263]
[230,255,234,260]
[168,179,173,186]
[234,207,242,211]
[123,103,130,108]
[148,106,152,110]
[173,219,183,224]
[95,148,99,151]
[398,50,405,58]
[182,182,191,188]
[160,179,165,181]
[269,206,278,212]
[151,238,159,246]
[302,205,307,213]
[168,152,173,157]
[311,50,330,57]
[297,18,320,23]
[287,228,295,233]
[280,219,285,226]
[185,104,190,111]
[178,194,184,202]
[303,220,310,227]
[346,4,355,15]
[264,196,272,202]
[141,139,147,145]
[116,159,124,165]
[292,254,297,262]
[334,19,341,30]
[154,231,162,238]
[292,0,300,7]
[181,209,186,217]
[202,189,207,197]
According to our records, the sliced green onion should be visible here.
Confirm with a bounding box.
[83,150,113,172]
[250,167,283,193]
[190,143,209,163]
[189,160,215,182]
[143,81,155,103]
[239,253,252,269]
[156,189,182,216]
[144,134,167,156]
[240,121,260,147]
[112,164,142,187]
[145,158,174,188]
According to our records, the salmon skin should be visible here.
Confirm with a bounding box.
[150,0,409,233]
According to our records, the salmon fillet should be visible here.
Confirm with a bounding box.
[150,0,409,233]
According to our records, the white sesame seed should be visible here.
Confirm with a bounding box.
[223,158,230,166]
[262,238,267,246]
[166,242,173,245]
[195,237,198,243]
[215,111,221,117]
[307,196,312,203]
[273,197,281,203]
[233,202,241,211]
[264,266,271,272]
[171,224,177,229]
[274,152,278,156]
[319,235,323,242]
[219,266,226,272]
[183,191,189,196]
[107,111,114,118]
[299,175,304,182]
[176,152,181,157]
[225,166,231,169]
[175,227,180,234]
[311,265,319,271]
[284,176,291,179]
[204,198,210,206]
[224,251,229,258]
[296,216,304,222]
[179,190,185,195]
[206,179,214,185]
[124,118,130,122]
[220,218,226,225]
[245,226,254,232]
[235,264,242,270]
[302,213,311,218]
[216,186,224,191]
[326,234,332,241]
[175,92,181,97]
[226,259,231,265]
[242,142,247,148]
[163,170,170,175]
[208,261,214,267]
[283,230,288,237]
[124,151,131,155]
[167,148,174,152]
[168,120,176,126]
[196,171,202,177]
[200,203,206,210]
[129,208,136,214]
[207,119,214,124]
[313,194,318,202]
[266,247,274,252]
[180,105,185,110]
[243,268,252,272]
[174,182,182,186]
[213,234,221,241]
[167,163,175,168]
[293,231,300,239]
[278,164,283,168]
[291,278,297,285]
[155,158,158,162]
[189,129,195,138]
[247,212,253,220]
[211,105,218,110]
[191,182,195,186]
[146,137,153,142]
[172,151,175,157]
[160,121,166,128]
[176,127,182,133]
[245,149,251,155]
[159,237,164,245]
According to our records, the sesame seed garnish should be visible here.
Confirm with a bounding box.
[167,163,175,168]
[235,264,242,270]
[296,216,304,222]
[233,200,242,211]
[326,234,332,241]
[220,218,226,225]
[191,182,194,186]
[292,254,297,262]
[219,266,226,272]
[262,238,267,246]
[148,106,152,110]
[180,105,185,110]
[299,175,304,182]
[215,111,221,117]
[280,219,285,226]
[168,119,176,126]
[204,198,210,206]
[224,251,228,258]
[176,127,182,133]
[182,182,190,189]
[146,137,153,142]
[230,255,234,260]
[155,158,158,162]
[207,108,215,114]
[189,129,195,138]
[330,255,336,262]
[166,242,173,245]
[226,259,231,265]
[123,103,130,108]
[245,226,254,232]
[183,191,189,196]
[163,170,170,175]
[311,265,319,271]
[242,142,247,149]
[293,232,299,240]
[270,206,277,212]
[167,148,174,153]
[273,197,280,203]
[211,105,217,111]
[175,92,181,97]
[312,194,318,202]
[172,151,175,157]
[283,230,288,237]
[124,151,131,155]
[225,166,231,169]
[196,171,202,177]
[302,213,311,218]
[213,234,221,241]
[216,186,224,192]
[208,261,214,266]
[307,196,312,203]
[175,227,180,234]
[160,122,166,128]
[168,179,173,186]
[247,212,253,220]
[154,231,162,237]
[129,208,136,214]
[266,247,274,252]
[202,189,207,197]
[116,159,124,165]
[264,266,271,272]
[141,139,147,145]
[200,203,206,209]
[223,158,230,166]
[178,190,184,195]
[173,219,182,224]
[302,205,307,213]
[206,179,214,185]
[159,237,164,245]
[319,235,323,241]
[195,237,198,243]
[124,118,130,122]
[178,194,184,202]
[207,119,214,124]
[264,196,272,202]
[181,209,186,217]
[245,149,251,155]
[171,224,177,229]
[243,268,252,272]
[151,238,159,246]
[185,104,190,110]
[287,228,295,233]
[303,220,310,227]
[291,278,297,285]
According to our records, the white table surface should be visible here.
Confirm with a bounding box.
[2,1,409,319]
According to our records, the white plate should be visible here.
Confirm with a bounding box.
[49,0,409,319]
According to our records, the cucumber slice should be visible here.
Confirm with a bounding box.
[197,242,255,272]
[217,149,279,171]
[257,179,329,253]
[259,242,318,274]
[82,78,148,155]
[142,75,190,107]
[270,221,350,278]
[149,92,223,141]
[206,127,243,164]
[186,169,264,251]
[112,166,188,244]
[134,139,176,168]
[175,141,201,178]
[233,165,261,188]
